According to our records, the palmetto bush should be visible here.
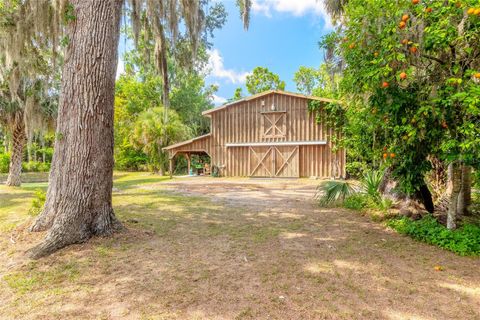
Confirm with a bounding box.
[317,169,387,209]
[361,170,385,201]
[315,180,359,206]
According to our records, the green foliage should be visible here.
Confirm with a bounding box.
[114,49,215,171]
[361,170,384,201]
[316,180,358,206]
[387,215,480,256]
[114,144,148,171]
[325,0,480,194]
[0,152,9,173]
[28,189,46,217]
[22,161,50,173]
[130,107,191,172]
[63,3,76,24]
[245,67,285,94]
[293,66,322,95]
[345,161,367,179]
[230,87,243,102]
[343,193,369,210]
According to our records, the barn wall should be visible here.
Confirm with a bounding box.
[209,92,345,177]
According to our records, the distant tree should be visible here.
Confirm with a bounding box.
[293,66,324,95]
[231,87,244,101]
[245,67,285,95]
[0,1,60,186]
[131,107,191,175]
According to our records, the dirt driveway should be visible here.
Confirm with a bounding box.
[1,175,479,319]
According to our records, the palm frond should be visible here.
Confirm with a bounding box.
[316,180,358,206]
[360,170,384,200]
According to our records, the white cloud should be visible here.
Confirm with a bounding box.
[252,0,332,28]
[211,94,228,105]
[207,49,250,84]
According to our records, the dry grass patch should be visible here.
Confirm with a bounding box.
[0,173,479,319]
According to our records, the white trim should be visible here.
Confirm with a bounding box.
[226,141,327,147]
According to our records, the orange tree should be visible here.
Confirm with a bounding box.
[329,0,480,226]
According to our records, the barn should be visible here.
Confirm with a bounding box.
[164,90,345,178]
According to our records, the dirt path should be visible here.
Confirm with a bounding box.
[1,176,479,319]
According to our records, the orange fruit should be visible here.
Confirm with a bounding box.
[402,14,409,21]
[455,2,462,8]
[467,8,475,14]
[374,52,379,57]
[412,0,419,4]
[410,46,418,54]
[475,8,480,15]
[382,81,389,88]
[401,39,409,45]
[400,72,407,80]
[442,121,448,128]
[474,73,480,79]
[390,153,395,158]
[383,153,388,159]
[434,266,444,271]
[425,7,432,13]
[349,43,355,49]
[383,146,387,151]
[399,21,406,29]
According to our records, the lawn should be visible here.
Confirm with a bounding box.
[0,172,479,319]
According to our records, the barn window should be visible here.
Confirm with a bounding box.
[261,111,286,138]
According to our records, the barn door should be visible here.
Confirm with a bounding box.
[249,146,274,177]
[274,146,299,177]
[249,146,299,177]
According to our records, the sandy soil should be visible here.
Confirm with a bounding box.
[1,176,479,320]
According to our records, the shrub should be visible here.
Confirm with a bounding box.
[346,161,367,179]
[344,193,369,210]
[28,189,46,216]
[387,215,480,256]
[0,153,9,173]
[22,161,50,172]
[361,170,384,201]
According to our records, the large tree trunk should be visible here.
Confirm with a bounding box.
[6,113,26,187]
[379,167,434,217]
[29,0,123,259]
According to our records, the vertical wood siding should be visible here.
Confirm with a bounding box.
[168,92,345,177]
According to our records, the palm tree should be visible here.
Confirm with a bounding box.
[0,0,60,186]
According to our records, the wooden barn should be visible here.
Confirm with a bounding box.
[164,90,345,178]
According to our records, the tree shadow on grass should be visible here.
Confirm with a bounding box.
[1,181,479,319]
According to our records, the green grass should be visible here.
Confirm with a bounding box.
[0,172,171,232]
[4,260,81,295]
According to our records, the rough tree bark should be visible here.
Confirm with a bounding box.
[29,0,123,259]
[447,162,462,229]
[6,113,26,187]
[379,167,434,217]
[457,165,471,216]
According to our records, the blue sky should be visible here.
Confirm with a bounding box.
[205,0,332,104]
[117,0,332,105]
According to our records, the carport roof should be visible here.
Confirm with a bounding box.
[162,133,211,151]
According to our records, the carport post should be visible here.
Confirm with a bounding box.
[186,153,191,175]
[169,158,173,178]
